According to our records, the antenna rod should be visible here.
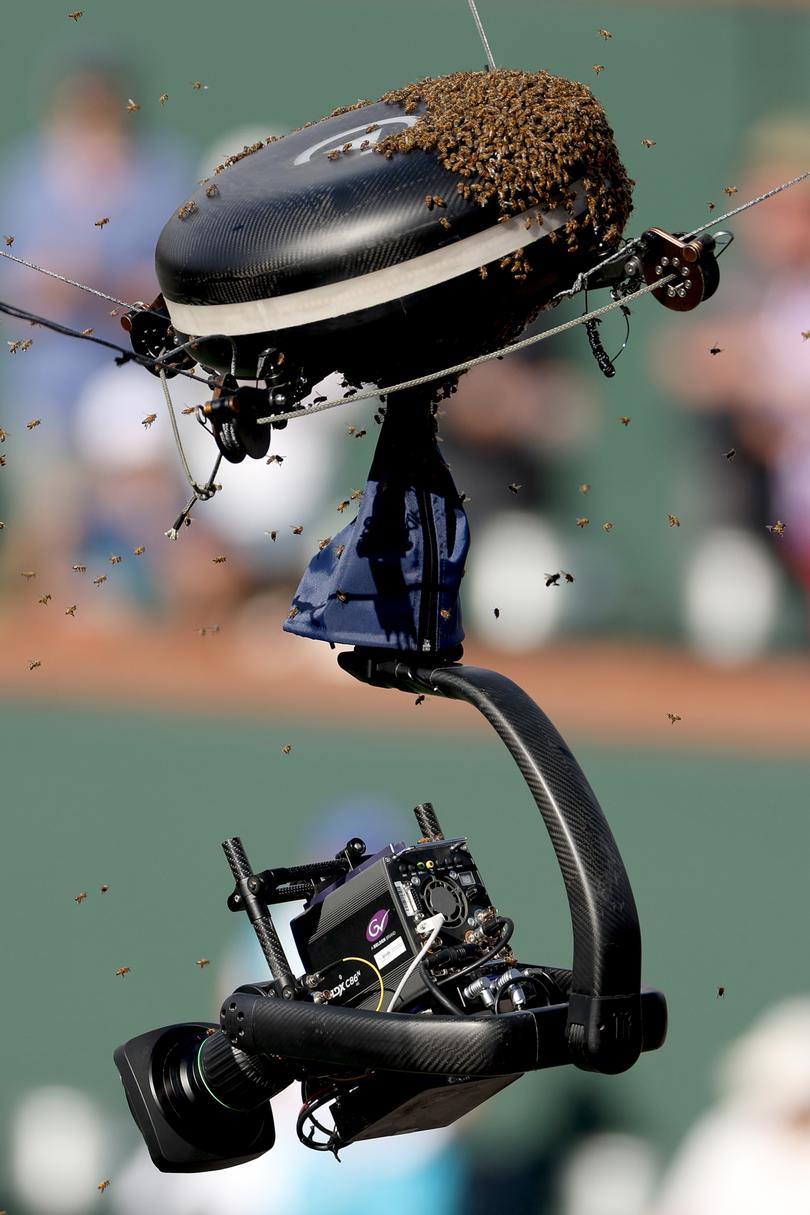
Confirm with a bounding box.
[466,0,497,70]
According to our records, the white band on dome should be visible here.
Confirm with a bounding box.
[164,182,587,338]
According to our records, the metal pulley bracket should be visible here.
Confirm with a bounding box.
[639,228,719,312]
[120,294,195,377]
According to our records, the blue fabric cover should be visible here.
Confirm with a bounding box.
[284,399,469,654]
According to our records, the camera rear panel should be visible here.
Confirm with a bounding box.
[291,839,495,1011]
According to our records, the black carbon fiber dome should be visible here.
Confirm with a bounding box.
[156,100,500,308]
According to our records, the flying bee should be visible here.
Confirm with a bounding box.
[717,986,725,998]
[212,555,227,563]
[100,884,109,893]
[318,537,332,551]
[545,572,561,588]
[350,490,364,500]
[20,339,33,351]
[3,235,14,246]
[281,744,292,754]
[641,138,656,148]
[291,524,304,535]
[767,520,787,537]
[21,570,36,580]
[707,201,716,211]
[620,416,631,426]
[668,514,681,527]
[67,9,84,17]
[191,81,209,90]
[576,517,590,528]
[7,340,22,354]
[0,428,8,442]
[593,64,605,74]
[602,522,614,533]
[115,967,131,977]
[133,546,145,556]
[667,713,682,724]
[81,328,94,336]
[507,483,522,495]
[723,186,738,196]
[562,571,574,583]
[74,891,88,904]
[97,1180,111,1194]
[72,564,86,573]
[439,608,451,619]
[578,483,590,494]
[709,342,723,356]
[335,590,349,603]
[109,554,122,564]
[196,958,211,969]
[493,607,500,619]
[415,695,426,706]
[126,99,141,113]
[29,659,41,670]
[141,414,157,429]
[93,575,107,587]
[337,499,350,513]
[266,530,278,541]
[802,331,810,341]
[65,604,77,616]
[159,92,169,105]
[95,216,110,228]
[38,594,52,605]
[598,27,613,38]
[0,455,5,466]
[335,544,345,559]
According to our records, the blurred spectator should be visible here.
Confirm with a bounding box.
[653,997,810,1214]
[10,1085,113,1214]
[655,114,810,660]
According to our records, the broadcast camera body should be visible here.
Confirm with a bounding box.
[115,67,723,1172]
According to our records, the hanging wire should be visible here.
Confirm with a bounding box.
[0,248,169,319]
[466,0,497,70]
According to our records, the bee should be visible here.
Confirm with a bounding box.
[281,744,292,754]
[126,99,141,114]
[353,428,366,438]
[115,966,131,977]
[641,139,656,149]
[74,891,88,904]
[707,201,716,211]
[109,554,122,565]
[479,265,488,279]
[667,713,682,724]
[602,521,614,533]
[598,28,613,39]
[366,123,380,134]
[291,524,304,535]
[3,235,14,246]
[20,339,33,351]
[196,958,211,969]
[65,604,77,615]
[620,416,631,426]
[38,593,52,605]
[415,694,426,706]
[724,448,736,461]
[29,659,41,670]
[802,331,810,341]
[133,545,145,556]
[717,986,726,998]
[141,414,157,429]
[723,186,738,196]
[0,428,8,442]
[335,590,349,603]
[350,490,364,500]
[109,308,119,317]
[562,571,574,583]
[98,1180,111,1194]
[318,537,332,551]
[438,217,451,231]
[425,195,435,211]
[205,183,220,198]
[67,9,84,18]
[545,572,561,588]
[766,520,787,537]
[191,81,209,90]
[493,607,500,619]
[100,884,110,893]
[93,574,107,587]
[0,521,5,528]
[507,483,522,495]
[287,606,299,621]
[342,143,353,153]
[710,343,723,356]
[335,544,345,559]
[576,517,590,528]
[177,200,198,220]
[95,217,110,229]
[433,195,447,208]
[159,93,169,105]
[21,570,36,580]
[439,607,451,619]
[7,340,22,354]
[593,64,605,75]
[578,483,590,494]
[212,555,227,563]
[337,499,350,513]
[312,396,327,405]
[72,564,86,574]
[266,530,278,541]
[327,150,340,161]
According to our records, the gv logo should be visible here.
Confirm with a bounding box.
[365,908,390,942]
[293,116,418,166]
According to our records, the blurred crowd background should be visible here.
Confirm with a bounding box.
[2,1,810,1212]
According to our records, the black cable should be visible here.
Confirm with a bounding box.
[296,1088,341,1153]
[433,917,515,990]
[418,962,464,1014]
[0,299,210,387]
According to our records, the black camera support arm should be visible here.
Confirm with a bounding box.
[338,652,644,1073]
